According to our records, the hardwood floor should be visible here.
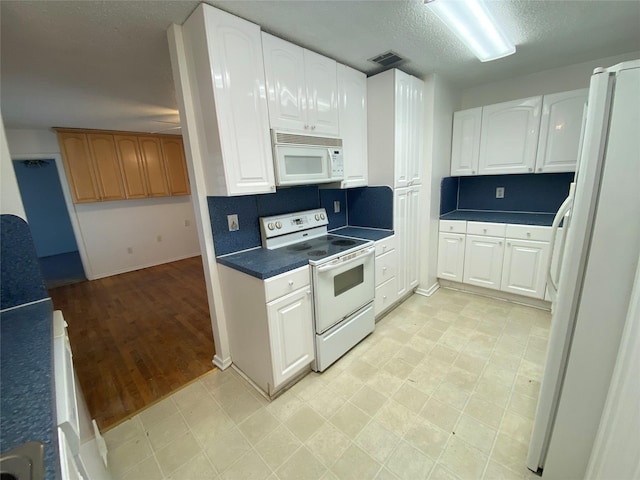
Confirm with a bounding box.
[49,256,215,431]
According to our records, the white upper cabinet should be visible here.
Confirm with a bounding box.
[262,33,339,136]
[368,69,425,188]
[535,89,588,173]
[180,5,275,196]
[451,107,482,176]
[478,96,542,175]
[337,63,368,188]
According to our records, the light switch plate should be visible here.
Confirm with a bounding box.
[227,214,239,231]
[496,187,505,199]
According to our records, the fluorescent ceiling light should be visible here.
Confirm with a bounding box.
[425,0,516,62]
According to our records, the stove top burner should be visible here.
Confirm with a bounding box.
[331,239,356,246]
[287,243,312,251]
[307,250,328,257]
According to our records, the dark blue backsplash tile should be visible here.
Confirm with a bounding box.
[320,189,347,230]
[256,186,319,217]
[347,186,393,229]
[208,196,261,256]
[457,173,573,213]
[1,215,48,310]
[440,177,459,215]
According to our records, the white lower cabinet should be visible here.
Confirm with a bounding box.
[437,220,552,301]
[219,265,314,396]
[267,287,314,388]
[394,187,421,298]
[374,235,397,317]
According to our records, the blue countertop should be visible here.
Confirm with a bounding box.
[440,210,556,226]
[0,299,59,480]
[217,228,393,279]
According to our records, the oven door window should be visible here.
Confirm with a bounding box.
[334,264,364,297]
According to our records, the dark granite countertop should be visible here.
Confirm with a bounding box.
[217,248,310,279]
[440,210,556,226]
[0,299,59,480]
[330,226,394,241]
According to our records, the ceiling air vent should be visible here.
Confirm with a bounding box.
[368,51,405,68]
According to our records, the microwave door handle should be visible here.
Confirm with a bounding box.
[316,247,375,272]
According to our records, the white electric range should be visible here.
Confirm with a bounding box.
[260,208,375,371]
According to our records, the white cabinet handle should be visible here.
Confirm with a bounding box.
[382,245,387,250]
[288,280,294,287]
[499,241,503,246]
[311,125,316,130]
[304,124,309,130]
[483,228,487,233]
[383,267,387,273]
[528,168,533,172]
[526,232,531,237]
[459,237,463,242]
[450,226,453,230]
[507,242,511,247]
[472,170,476,174]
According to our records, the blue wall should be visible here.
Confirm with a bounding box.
[441,173,573,214]
[13,160,78,257]
[209,185,393,256]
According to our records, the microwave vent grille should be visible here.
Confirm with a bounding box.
[273,131,342,148]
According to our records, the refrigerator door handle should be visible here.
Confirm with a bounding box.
[547,194,573,299]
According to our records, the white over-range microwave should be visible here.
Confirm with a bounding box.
[271,130,344,186]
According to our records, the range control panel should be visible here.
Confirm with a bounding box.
[260,208,328,240]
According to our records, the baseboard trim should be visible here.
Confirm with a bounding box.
[439,279,551,310]
[213,354,232,370]
[416,282,440,297]
[88,252,201,280]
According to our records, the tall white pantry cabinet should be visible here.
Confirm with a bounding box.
[368,69,425,301]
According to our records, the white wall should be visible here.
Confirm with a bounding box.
[418,74,460,296]
[0,117,26,218]
[460,51,640,109]
[6,128,200,279]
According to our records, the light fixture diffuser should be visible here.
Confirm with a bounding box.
[425,0,516,62]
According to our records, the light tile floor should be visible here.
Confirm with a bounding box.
[104,289,550,480]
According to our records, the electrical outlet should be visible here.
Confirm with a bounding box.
[227,214,239,231]
[127,247,133,254]
[334,201,341,213]
[496,187,505,199]
[157,235,162,242]
[184,219,190,227]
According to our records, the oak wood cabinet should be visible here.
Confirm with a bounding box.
[56,129,190,203]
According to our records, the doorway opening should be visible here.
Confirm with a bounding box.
[12,158,86,288]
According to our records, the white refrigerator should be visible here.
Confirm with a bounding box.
[527,60,640,478]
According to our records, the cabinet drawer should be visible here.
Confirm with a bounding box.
[439,220,466,234]
[264,266,310,302]
[505,224,552,242]
[375,277,397,316]
[467,221,506,237]
[375,249,397,286]
[375,235,396,256]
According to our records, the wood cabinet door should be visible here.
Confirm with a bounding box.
[138,136,169,197]
[501,239,549,298]
[267,287,314,389]
[451,107,482,176]
[262,32,307,132]
[160,137,190,196]
[86,134,126,201]
[437,232,466,282]
[535,89,588,173]
[304,49,339,136]
[479,96,542,175]
[337,64,367,188]
[114,135,147,199]
[463,234,504,290]
[57,132,100,203]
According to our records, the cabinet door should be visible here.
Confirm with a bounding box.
[267,287,314,389]
[305,50,339,136]
[535,89,588,173]
[338,64,368,188]
[394,188,408,297]
[437,232,465,282]
[501,239,549,299]
[137,136,170,197]
[478,96,542,175]
[408,76,424,186]
[57,132,100,203]
[161,137,190,196]
[451,108,482,176]
[394,70,412,188]
[86,134,126,201]
[114,135,148,199]
[262,33,307,132]
[406,187,421,289]
[463,234,504,289]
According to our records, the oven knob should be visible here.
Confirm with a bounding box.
[275,221,282,229]
[315,214,320,221]
[267,222,275,230]
[320,213,325,220]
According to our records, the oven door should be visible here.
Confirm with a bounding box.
[312,246,375,333]
[275,145,332,186]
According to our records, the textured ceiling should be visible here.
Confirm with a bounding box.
[1,0,639,133]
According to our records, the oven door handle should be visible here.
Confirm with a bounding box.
[316,247,375,272]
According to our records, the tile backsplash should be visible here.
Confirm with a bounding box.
[441,173,574,215]
[208,185,393,256]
